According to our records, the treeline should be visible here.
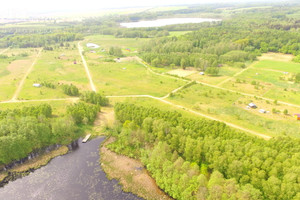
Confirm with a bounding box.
[140,7,300,71]
[0,102,100,165]
[108,103,300,200]
[0,32,83,48]
[80,91,109,106]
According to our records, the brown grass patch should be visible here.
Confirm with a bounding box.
[101,137,172,200]
[167,68,197,77]
[259,53,294,62]
[12,146,68,173]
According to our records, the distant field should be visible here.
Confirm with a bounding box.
[0,49,39,101]
[84,35,150,55]
[0,100,73,116]
[87,60,185,97]
[187,66,242,85]
[18,45,90,100]
[222,59,300,104]
[167,83,300,138]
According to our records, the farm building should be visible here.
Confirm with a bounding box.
[33,83,41,87]
[294,114,300,120]
[259,109,267,113]
[200,72,205,75]
[248,103,257,109]
[86,43,100,49]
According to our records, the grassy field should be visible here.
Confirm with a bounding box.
[167,83,300,138]
[0,100,74,116]
[87,59,185,97]
[222,60,300,104]
[0,49,39,101]
[84,35,150,55]
[187,65,242,85]
[18,45,90,100]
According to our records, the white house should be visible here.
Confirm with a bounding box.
[86,43,100,49]
[33,83,42,87]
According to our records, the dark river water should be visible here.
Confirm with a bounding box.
[0,137,142,200]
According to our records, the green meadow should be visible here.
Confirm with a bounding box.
[0,49,39,101]
[88,60,185,97]
[167,83,300,138]
[18,45,90,100]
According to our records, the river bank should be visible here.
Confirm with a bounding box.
[0,145,69,187]
[100,137,172,200]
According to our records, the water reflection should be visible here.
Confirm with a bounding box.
[0,137,142,200]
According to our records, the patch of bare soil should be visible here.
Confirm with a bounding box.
[93,107,115,135]
[258,53,294,62]
[6,59,33,74]
[167,68,197,77]
[100,137,172,200]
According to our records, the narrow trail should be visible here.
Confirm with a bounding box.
[0,55,274,140]
[0,48,9,54]
[161,81,194,99]
[78,41,97,92]
[11,48,43,102]
[108,94,271,140]
[137,57,300,109]
[217,61,257,87]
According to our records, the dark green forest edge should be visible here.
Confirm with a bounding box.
[0,91,108,166]
[108,103,300,200]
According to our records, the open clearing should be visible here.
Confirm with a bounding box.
[0,42,299,139]
[167,68,197,77]
[0,49,39,101]
[18,44,90,100]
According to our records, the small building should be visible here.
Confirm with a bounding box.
[259,109,267,114]
[90,50,96,53]
[248,103,257,109]
[294,114,300,120]
[86,43,100,49]
[200,72,205,75]
[33,83,41,87]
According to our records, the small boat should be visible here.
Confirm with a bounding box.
[82,134,91,143]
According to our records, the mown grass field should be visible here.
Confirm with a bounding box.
[0,48,39,101]
[18,44,90,100]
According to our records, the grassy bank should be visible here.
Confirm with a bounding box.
[0,146,68,184]
[100,137,172,200]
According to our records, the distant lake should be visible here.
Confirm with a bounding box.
[120,18,221,28]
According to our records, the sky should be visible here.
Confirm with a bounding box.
[0,0,289,18]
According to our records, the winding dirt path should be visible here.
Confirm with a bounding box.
[11,48,43,101]
[78,41,97,92]
[107,95,272,140]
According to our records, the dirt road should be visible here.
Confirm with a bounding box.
[78,42,97,92]
[11,48,43,101]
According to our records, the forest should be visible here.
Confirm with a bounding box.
[108,103,300,200]
[0,102,99,165]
